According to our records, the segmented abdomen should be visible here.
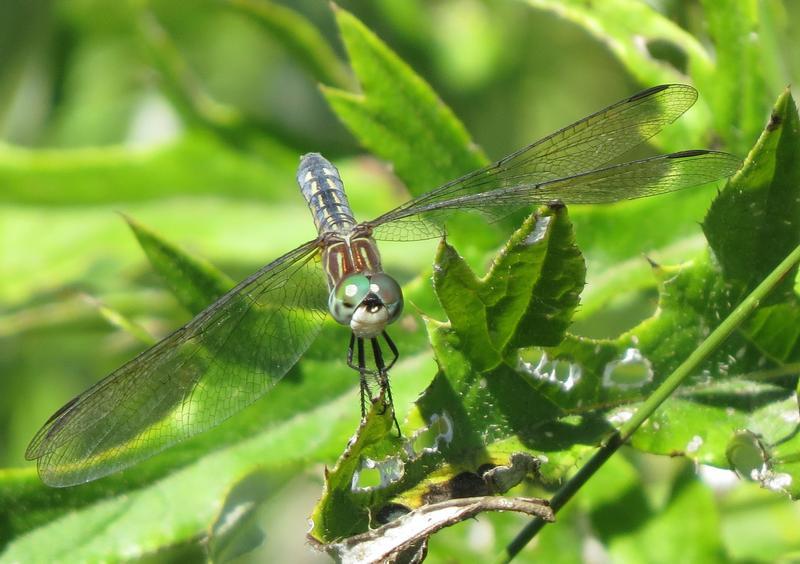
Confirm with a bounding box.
[297,153,356,235]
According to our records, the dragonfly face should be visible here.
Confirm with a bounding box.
[329,272,404,338]
[26,84,742,487]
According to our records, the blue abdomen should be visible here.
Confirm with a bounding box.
[297,153,356,235]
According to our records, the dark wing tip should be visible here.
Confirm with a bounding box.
[628,84,671,101]
[667,149,711,158]
[666,149,743,178]
[626,83,698,109]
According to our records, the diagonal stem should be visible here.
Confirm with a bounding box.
[496,242,800,563]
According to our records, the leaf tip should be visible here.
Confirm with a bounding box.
[644,254,661,269]
[116,210,135,225]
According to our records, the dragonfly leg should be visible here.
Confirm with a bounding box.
[382,331,399,371]
[371,337,402,437]
[346,332,356,369]
[347,334,371,418]
[357,337,370,419]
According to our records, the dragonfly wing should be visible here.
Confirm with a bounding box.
[26,240,327,487]
[477,150,742,206]
[369,84,707,241]
[370,150,741,239]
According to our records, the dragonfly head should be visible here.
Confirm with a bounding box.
[329,272,404,338]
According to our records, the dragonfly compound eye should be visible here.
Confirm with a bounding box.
[329,274,371,324]
[368,273,404,323]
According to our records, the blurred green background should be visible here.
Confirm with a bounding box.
[2,0,800,562]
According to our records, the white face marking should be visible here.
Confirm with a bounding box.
[345,284,359,298]
[303,171,313,182]
[369,283,380,293]
[350,304,389,338]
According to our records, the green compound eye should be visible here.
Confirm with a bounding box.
[329,274,371,325]
[368,273,404,323]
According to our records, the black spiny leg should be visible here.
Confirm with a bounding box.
[357,336,369,419]
[383,331,399,371]
[346,335,363,415]
[371,337,402,436]
[346,333,356,369]
[346,333,370,418]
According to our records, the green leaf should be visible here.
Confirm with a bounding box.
[308,395,398,541]
[124,214,233,314]
[206,471,274,562]
[1,348,435,556]
[538,90,800,495]
[1,212,435,556]
[720,483,800,561]
[503,207,584,350]
[700,0,776,153]
[0,156,411,308]
[79,293,155,345]
[322,6,517,257]
[433,206,585,370]
[0,132,298,206]
[321,5,486,198]
[704,88,800,301]
[226,0,351,89]
[523,0,777,155]
[433,240,499,369]
[0,385,358,562]
[591,461,725,563]
[307,205,591,544]
[522,0,714,149]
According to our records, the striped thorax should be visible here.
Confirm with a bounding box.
[297,153,403,338]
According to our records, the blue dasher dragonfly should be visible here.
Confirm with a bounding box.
[26,84,740,486]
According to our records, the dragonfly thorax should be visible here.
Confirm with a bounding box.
[329,272,403,338]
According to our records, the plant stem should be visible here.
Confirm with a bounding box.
[496,242,800,563]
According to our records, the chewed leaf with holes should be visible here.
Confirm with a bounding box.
[311,91,800,546]
[309,205,587,544]
[533,89,800,496]
[308,394,398,541]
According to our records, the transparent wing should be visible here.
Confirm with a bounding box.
[456,150,740,205]
[370,150,741,240]
[367,84,721,241]
[26,240,327,487]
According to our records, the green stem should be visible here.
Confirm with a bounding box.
[496,242,800,563]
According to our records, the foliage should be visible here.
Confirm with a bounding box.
[2,1,800,562]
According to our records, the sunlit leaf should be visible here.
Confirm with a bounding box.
[544,90,800,495]
[309,206,591,544]
[322,6,485,198]
[0,132,297,206]
[125,214,233,314]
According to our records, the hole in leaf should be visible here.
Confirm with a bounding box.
[405,412,453,459]
[725,430,793,493]
[602,348,653,389]
[351,456,405,493]
[518,350,581,391]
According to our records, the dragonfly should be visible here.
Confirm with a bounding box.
[26,84,741,487]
